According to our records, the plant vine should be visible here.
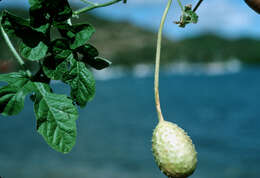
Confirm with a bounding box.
[0,0,126,154]
[0,0,203,155]
[1,1,259,178]
[74,0,127,16]
[155,0,202,123]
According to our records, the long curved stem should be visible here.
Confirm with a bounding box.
[0,25,31,77]
[74,0,123,15]
[154,0,172,123]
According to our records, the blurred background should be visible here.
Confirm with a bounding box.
[1,0,260,178]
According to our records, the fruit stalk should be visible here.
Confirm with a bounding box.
[152,1,197,177]
[154,0,172,123]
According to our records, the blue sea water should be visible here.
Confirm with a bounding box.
[0,68,260,178]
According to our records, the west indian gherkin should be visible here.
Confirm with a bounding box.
[152,0,198,177]
[152,120,197,178]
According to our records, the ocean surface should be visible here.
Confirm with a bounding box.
[0,67,260,178]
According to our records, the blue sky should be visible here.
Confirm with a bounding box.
[1,0,260,40]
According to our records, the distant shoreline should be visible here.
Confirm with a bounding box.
[1,8,260,70]
[92,59,242,80]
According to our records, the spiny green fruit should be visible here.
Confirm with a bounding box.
[152,120,197,178]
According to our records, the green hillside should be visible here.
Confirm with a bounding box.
[1,8,260,72]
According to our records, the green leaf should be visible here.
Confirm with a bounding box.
[183,9,198,24]
[33,82,78,153]
[0,71,29,85]
[29,0,72,27]
[78,44,99,58]
[89,57,112,70]
[51,39,72,59]
[19,41,48,61]
[57,23,95,49]
[28,1,51,33]
[29,0,44,7]
[0,10,30,36]
[0,86,27,116]
[34,23,51,34]
[43,53,73,80]
[43,39,73,80]
[0,72,34,116]
[71,25,95,50]
[46,0,72,22]
[1,10,49,61]
[175,5,199,28]
[63,58,96,107]
[29,6,49,29]
[78,44,111,70]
